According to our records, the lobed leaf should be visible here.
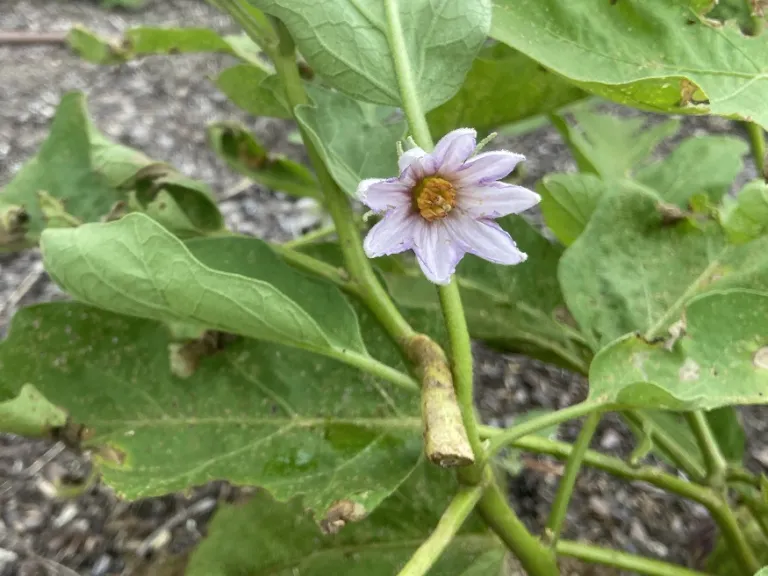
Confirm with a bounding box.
[536,173,607,247]
[296,87,407,196]
[491,0,768,129]
[721,180,768,244]
[426,43,586,139]
[213,64,291,119]
[0,303,421,516]
[187,463,503,576]
[41,218,367,358]
[589,289,768,409]
[0,384,68,438]
[245,0,490,111]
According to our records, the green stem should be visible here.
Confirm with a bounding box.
[623,411,707,482]
[209,0,278,52]
[477,473,560,576]
[708,499,761,575]
[437,280,484,482]
[382,0,434,150]
[267,17,415,343]
[685,410,727,486]
[395,484,485,576]
[728,466,761,488]
[282,224,336,249]
[744,121,766,180]
[556,540,710,576]
[271,244,356,292]
[485,403,604,460]
[545,412,601,546]
[333,349,419,393]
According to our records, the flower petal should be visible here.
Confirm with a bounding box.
[446,216,527,265]
[432,128,477,174]
[412,220,464,285]
[456,182,541,218]
[453,150,525,186]
[357,177,411,212]
[398,146,427,173]
[363,205,419,258]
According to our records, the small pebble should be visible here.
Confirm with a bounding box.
[600,428,622,451]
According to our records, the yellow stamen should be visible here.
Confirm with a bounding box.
[413,177,456,221]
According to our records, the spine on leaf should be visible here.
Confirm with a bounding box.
[407,334,474,467]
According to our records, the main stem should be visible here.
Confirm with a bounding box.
[396,484,485,576]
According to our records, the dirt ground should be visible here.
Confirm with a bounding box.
[1,1,766,575]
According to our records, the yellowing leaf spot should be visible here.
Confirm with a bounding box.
[754,347,768,370]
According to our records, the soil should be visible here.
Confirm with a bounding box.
[1,1,766,575]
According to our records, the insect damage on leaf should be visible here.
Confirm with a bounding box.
[678,358,700,382]
[320,499,366,535]
[754,347,768,370]
[169,331,239,379]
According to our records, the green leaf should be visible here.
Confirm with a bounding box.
[207,122,319,198]
[214,64,291,119]
[559,183,768,350]
[0,384,68,438]
[246,0,490,110]
[490,0,768,129]
[41,218,368,360]
[68,26,265,67]
[296,87,407,196]
[188,462,502,576]
[550,108,679,179]
[381,216,592,373]
[589,289,768,410]
[536,173,607,246]
[0,302,421,515]
[426,43,586,139]
[755,568,768,576]
[0,92,223,243]
[721,180,768,244]
[635,136,748,205]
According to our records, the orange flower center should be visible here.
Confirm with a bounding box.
[413,177,456,221]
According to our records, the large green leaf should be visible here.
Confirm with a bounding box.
[296,87,407,196]
[589,289,768,409]
[41,217,370,363]
[68,26,265,67]
[426,43,586,139]
[214,64,291,119]
[559,184,768,351]
[0,384,68,438]
[0,303,421,516]
[246,0,490,111]
[550,108,679,180]
[0,92,223,244]
[536,173,608,247]
[208,122,319,198]
[491,0,768,129]
[721,180,768,244]
[635,136,748,205]
[381,216,592,373]
[188,463,502,576]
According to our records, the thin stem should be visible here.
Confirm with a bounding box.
[485,403,604,460]
[271,244,356,292]
[477,476,559,576]
[556,540,710,576]
[545,412,601,546]
[728,466,761,487]
[744,121,767,180]
[382,0,434,150]
[267,17,415,343]
[623,411,707,482]
[282,224,336,249]
[708,499,761,575]
[208,0,278,52]
[395,484,485,576]
[437,281,484,481]
[685,410,727,486]
[332,349,419,393]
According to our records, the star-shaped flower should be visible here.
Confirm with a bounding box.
[357,128,541,285]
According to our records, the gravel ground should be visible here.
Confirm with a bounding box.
[1,1,766,575]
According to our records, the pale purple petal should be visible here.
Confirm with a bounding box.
[357,177,411,212]
[411,220,464,285]
[432,128,477,174]
[456,182,541,218]
[453,151,526,186]
[363,205,419,258]
[398,147,426,173]
[446,216,527,265]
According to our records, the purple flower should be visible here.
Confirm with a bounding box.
[357,128,541,285]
